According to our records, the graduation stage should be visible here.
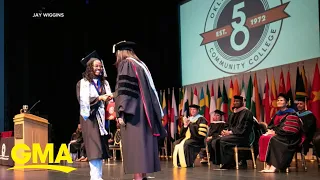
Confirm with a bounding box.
[1,158,319,180]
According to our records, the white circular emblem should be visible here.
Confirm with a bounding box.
[200,0,289,74]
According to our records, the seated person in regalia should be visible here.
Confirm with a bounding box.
[206,110,225,163]
[295,96,317,154]
[259,93,304,172]
[210,95,254,169]
[173,104,208,168]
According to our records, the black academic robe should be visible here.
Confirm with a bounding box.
[210,108,253,166]
[76,80,110,161]
[261,110,303,170]
[172,116,208,168]
[206,122,225,163]
[297,111,317,154]
[207,122,226,139]
[114,58,166,174]
[269,114,303,170]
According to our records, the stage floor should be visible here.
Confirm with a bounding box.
[1,159,320,180]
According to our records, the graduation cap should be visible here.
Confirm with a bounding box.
[112,40,136,53]
[278,93,289,102]
[214,109,225,116]
[189,104,200,109]
[278,93,291,106]
[80,50,107,77]
[233,95,244,101]
[294,96,309,110]
[295,96,309,102]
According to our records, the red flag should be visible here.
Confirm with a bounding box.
[263,74,271,124]
[270,74,277,119]
[279,70,286,94]
[310,63,320,129]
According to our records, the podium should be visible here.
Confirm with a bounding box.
[12,113,49,171]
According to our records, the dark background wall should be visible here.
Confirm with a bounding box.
[4,0,183,146]
[0,0,3,132]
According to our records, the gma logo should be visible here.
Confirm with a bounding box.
[7,143,76,173]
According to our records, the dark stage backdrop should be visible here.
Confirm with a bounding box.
[5,0,183,148]
[0,0,3,132]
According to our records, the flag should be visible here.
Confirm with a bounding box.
[161,90,168,128]
[209,83,216,122]
[178,88,184,133]
[171,88,178,139]
[221,81,228,121]
[193,87,199,105]
[167,89,171,125]
[270,73,277,119]
[216,83,222,110]
[228,79,234,114]
[251,81,256,118]
[295,66,307,99]
[279,70,286,94]
[263,74,270,124]
[181,88,189,117]
[240,78,246,107]
[301,65,308,95]
[233,78,240,96]
[252,73,261,121]
[286,70,294,108]
[199,87,205,115]
[310,63,320,129]
[246,75,253,109]
[204,84,211,124]
[301,65,310,108]
[179,88,184,115]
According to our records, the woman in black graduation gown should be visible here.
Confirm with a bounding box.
[76,51,113,180]
[112,41,166,180]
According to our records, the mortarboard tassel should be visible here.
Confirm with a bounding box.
[101,59,107,77]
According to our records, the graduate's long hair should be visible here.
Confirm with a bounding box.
[82,58,106,86]
[114,50,140,67]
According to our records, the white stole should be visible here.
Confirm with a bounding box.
[79,78,112,136]
[189,114,203,123]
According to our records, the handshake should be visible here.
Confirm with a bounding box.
[98,93,113,101]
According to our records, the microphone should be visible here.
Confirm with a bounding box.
[27,100,41,114]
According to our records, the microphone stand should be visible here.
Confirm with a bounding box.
[27,100,41,114]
